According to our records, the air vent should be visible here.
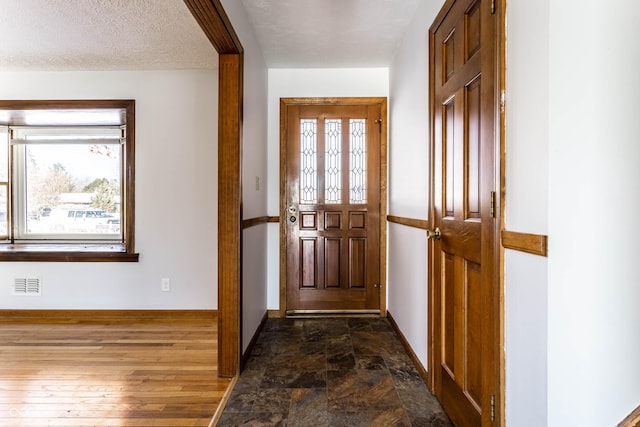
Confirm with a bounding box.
[13,277,41,296]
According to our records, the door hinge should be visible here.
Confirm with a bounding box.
[490,191,496,218]
[490,394,496,421]
[500,90,506,113]
[491,0,496,14]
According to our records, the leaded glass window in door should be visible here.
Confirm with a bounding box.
[299,119,317,204]
[349,119,367,204]
[299,117,367,205]
[324,119,342,204]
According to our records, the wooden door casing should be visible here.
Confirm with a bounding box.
[282,99,384,314]
[429,0,500,426]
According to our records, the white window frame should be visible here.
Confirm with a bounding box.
[8,126,125,243]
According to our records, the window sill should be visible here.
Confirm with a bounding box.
[0,244,139,262]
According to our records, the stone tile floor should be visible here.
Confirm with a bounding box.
[217,317,452,426]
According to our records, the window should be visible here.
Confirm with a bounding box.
[0,100,137,262]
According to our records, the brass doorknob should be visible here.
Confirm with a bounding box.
[427,227,441,240]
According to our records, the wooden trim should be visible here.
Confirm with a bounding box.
[240,311,268,370]
[0,99,135,110]
[387,311,429,385]
[217,53,243,378]
[267,309,284,318]
[279,97,387,106]
[209,375,238,427]
[0,250,138,262]
[379,99,388,316]
[242,216,268,229]
[279,97,388,317]
[0,99,137,262]
[242,215,279,229]
[125,100,136,254]
[185,0,245,381]
[501,230,548,257]
[278,100,288,318]
[0,309,217,324]
[618,405,640,427]
[183,0,243,54]
[498,1,507,425]
[427,21,437,393]
[387,215,429,230]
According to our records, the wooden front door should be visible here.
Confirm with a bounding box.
[282,98,384,314]
[429,0,500,425]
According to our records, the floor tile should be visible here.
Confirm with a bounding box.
[218,318,452,427]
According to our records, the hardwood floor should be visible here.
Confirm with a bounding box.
[0,311,232,426]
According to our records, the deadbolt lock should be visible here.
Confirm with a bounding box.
[287,205,298,223]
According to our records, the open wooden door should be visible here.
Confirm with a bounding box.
[429,0,501,425]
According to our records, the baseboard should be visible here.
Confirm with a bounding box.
[387,310,430,387]
[241,310,268,370]
[208,375,238,427]
[268,309,284,318]
[0,309,218,324]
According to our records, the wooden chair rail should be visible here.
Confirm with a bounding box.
[386,215,429,230]
[242,216,279,229]
[501,230,548,257]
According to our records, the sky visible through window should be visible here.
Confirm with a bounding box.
[29,144,120,182]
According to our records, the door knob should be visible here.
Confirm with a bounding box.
[427,227,441,240]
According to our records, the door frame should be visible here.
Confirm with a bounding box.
[184,0,244,378]
[426,0,506,425]
[278,97,388,317]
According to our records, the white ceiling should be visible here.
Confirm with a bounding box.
[0,0,423,71]
[240,0,422,68]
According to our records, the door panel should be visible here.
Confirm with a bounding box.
[284,102,382,313]
[430,0,499,425]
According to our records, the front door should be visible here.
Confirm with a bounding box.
[282,98,384,314]
[429,0,500,426]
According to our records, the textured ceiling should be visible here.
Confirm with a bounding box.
[240,0,422,68]
[0,0,217,71]
[0,0,424,71]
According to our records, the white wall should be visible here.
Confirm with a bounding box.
[222,0,269,352]
[387,0,442,371]
[387,1,640,425]
[504,0,549,425]
[266,68,389,309]
[0,70,218,309]
[547,0,640,425]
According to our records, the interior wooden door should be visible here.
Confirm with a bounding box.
[283,100,382,314]
[429,0,499,425]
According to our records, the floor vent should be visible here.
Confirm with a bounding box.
[13,277,42,296]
